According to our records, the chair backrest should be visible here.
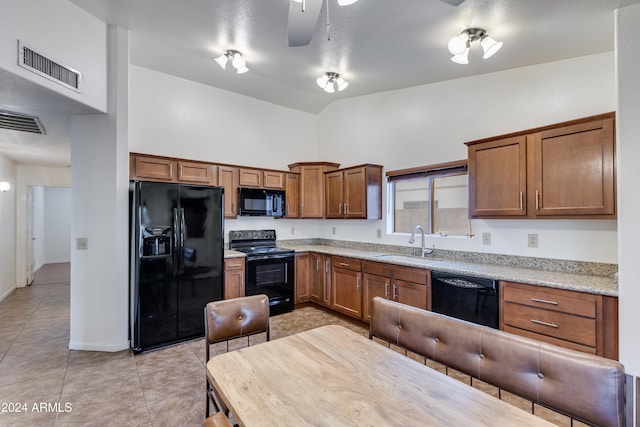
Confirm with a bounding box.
[204,294,270,359]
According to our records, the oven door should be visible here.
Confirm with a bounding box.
[245,254,294,315]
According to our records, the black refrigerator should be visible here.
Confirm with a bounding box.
[129,181,224,353]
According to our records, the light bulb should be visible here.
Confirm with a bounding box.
[337,0,359,5]
[236,66,249,74]
[214,53,228,70]
[231,52,246,69]
[447,33,468,55]
[324,82,335,93]
[0,182,10,193]
[336,77,349,91]
[316,74,329,88]
[481,36,503,59]
[451,47,469,65]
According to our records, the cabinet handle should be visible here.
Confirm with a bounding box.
[325,259,330,273]
[356,276,360,290]
[339,204,342,214]
[530,298,558,305]
[535,190,540,210]
[345,203,348,215]
[316,259,320,271]
[385,281,389,298]
[519,191,523,210]
[339,262,350,267]
[531,319,558,328]
[227,263,242,268]
[392,283,397,300]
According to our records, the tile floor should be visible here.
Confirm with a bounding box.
[0,265,576,426]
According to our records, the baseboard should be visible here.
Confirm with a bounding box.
[68,340,130,352]
[0,286,16,302]
[43,260,71,265]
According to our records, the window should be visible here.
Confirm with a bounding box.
[387,160,472,237]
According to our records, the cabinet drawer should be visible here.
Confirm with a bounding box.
[363,261,391,277]
[224,258,245,271]
[502,281,596,318]
[502,301,596,347]
[503,325,596,355]
[332,256,362,272]
[393,266,428,285]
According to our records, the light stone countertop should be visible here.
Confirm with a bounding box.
[284,245,618,297]
[224,250,246,259]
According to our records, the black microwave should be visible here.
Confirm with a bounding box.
[238,187,286,217]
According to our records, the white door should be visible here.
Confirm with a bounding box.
[26,186,35,285]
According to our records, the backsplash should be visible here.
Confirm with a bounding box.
[278,238,618,278]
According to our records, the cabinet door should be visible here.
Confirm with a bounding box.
[363,273,390,322]
[178,161,216,185]
[332,267,362,318]
[300,166,326,218]
[530,117,615,216]
[295,253,311,303]
[310,253,331,306]
[219,166,239,218]
[132,156,176,182]
[239,168,262,187]
[468,136,527,217]
[325,171,344,218]
[393,280,427,310]
[224,258,245,300]
[285,173,300,218]
[344,167,366,218]
[263,171,285,189]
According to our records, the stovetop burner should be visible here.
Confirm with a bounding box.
[229,229,294,256]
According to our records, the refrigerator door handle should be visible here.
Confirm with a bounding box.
[172,207,180,276]
[179,207,186,274]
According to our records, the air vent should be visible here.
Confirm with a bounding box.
[18,41,82,93]
[0,110,46,134]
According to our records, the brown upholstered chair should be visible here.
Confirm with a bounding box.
[204,294,270,419]
[203,412,233,427]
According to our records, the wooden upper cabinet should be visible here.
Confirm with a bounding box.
[219,166,239,218]
[530,117,615,216]
[466,112,615,219]
[239,168,262,187]
[467,136,527,217]
[131,155,176,182]
[263,171,285,189]
[285,173,300,218]
[178,161,217,185]
[325,165,383,220]
[289,162,340,218]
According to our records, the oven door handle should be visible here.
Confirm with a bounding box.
[247,254,294,261]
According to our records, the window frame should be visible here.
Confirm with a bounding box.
[386,160,472,237]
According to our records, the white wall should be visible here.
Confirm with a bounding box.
[616,3,640,377]
[317,53,617,264]
[69,26,129,351]
[44,187,71,263]
[0,0,107,112]
[0,153,16,301]
[129,65,322,240]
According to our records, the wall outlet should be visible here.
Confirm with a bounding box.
[528,233,539,248]
[291,227,295,235]
[76,237,88,250]
[332,227,336,235]
[482,232,491,245]
[377,228,382,238]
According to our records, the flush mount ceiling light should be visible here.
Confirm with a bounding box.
[447,27,503,65]
[316,72,349,93]
[0,182,10,194]
[214,49,249,74]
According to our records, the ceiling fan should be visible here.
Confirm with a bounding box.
[287,0,466,47]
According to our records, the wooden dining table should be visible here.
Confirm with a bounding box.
[206,324,555,426]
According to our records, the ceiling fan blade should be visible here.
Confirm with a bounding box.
[288,0,324,47]
[439,0,466,6]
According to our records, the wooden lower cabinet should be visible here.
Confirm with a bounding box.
[500,281,618,359]
[224,258,245,300]
[331,256,362,318]
[295,253,311,303]
[310,253,331,307]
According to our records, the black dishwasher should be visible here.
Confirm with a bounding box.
[431,271,498,328]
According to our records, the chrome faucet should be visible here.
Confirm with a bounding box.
[409,225,434,257]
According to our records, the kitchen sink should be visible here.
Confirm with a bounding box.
[373,254,443,262]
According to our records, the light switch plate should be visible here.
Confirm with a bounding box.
[482,233,491,245]
[528,233,539,248]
